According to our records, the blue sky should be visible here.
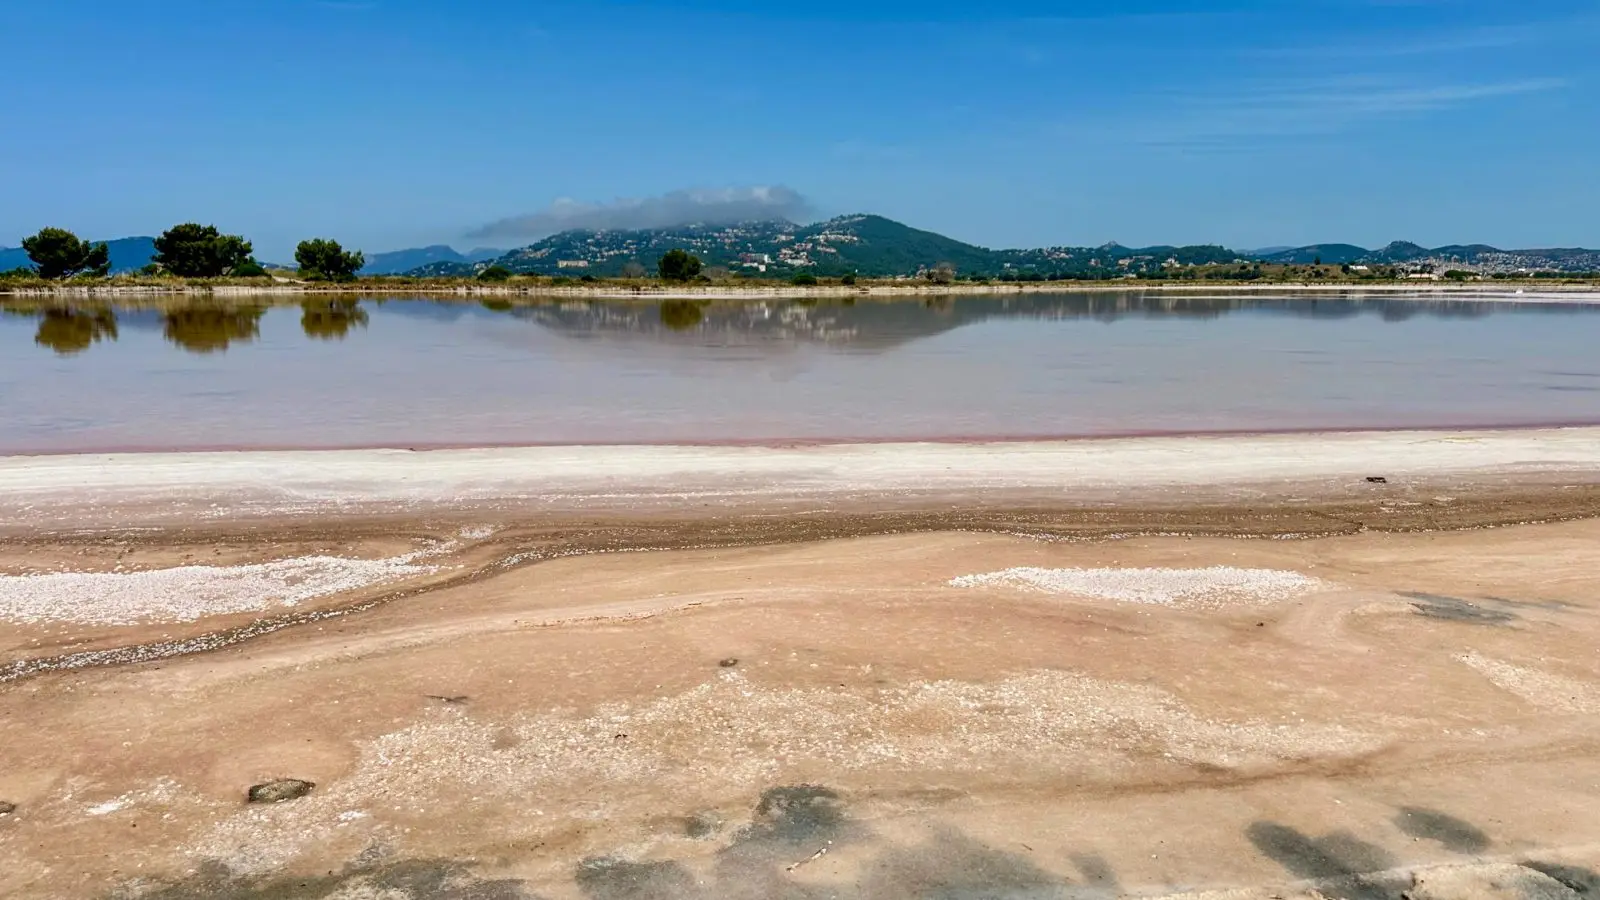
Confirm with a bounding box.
[3,0,1597,258]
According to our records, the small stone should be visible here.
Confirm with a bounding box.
[1366,476,1389,484]
[247,779,315,804]
[684,812,723,839]
[719,658,740,668]
[0,801,16,816]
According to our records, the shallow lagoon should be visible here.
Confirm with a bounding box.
[3,292,1598,452]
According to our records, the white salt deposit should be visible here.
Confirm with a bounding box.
[950,566,1324,609]
[1457,652,1600,714]
[0,553,439,626]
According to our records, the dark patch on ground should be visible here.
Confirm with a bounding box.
[581,785,1096,900]
[575,856,700,900]
[1246,822,1397,900]
[0,801,15,817]
[1401,592,1518,625]
[735,785,852,848]
[1071,853,1121,893]
[855,826,1075,899]
[1524,860,1600,894]
[1393,806,1491,854]
[126,858,539,900]
[683,812,723,840]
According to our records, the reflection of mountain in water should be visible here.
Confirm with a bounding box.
[500,292,1588,352]
[3,293,1596,358]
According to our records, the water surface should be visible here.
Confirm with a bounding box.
[3,292,1599,453]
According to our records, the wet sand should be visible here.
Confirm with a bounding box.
[2,430,1600,899]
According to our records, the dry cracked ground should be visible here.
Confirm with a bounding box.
[2,508,1599,900]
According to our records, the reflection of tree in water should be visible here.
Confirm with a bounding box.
[34,308,118,356]
[300,299,368,340]
[660,299,707,331]
[162,305,265,354]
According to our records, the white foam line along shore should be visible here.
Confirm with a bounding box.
[1,428,1598,525]
[950,567,1325,609]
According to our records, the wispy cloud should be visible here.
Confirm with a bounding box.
[468,186,812,240]
[1251,16,1585,59]
[1116,76,1566,148]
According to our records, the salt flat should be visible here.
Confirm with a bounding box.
[2,430,1599,899]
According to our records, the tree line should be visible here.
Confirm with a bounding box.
[10,225,366,282]
[16,226,919,286]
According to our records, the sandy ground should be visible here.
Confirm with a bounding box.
[5,428,1600,531]
[2,431,1600,899]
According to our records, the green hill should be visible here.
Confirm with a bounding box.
[449,215,1243,279]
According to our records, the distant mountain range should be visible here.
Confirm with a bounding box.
[408,216,1600,278]
[5,219,1598,279]
[1251,241,1600,272]
[410,215,1241,278]
[360,244,503,275]
[0,236,157,274]
[0,238,502,277]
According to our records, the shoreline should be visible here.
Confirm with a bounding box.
[6,429,1600,898]
[5,427,1598,530]
[5,280,1600,302]
[7,418,1600,459]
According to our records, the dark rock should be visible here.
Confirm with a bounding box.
[683,811,723,839]
[1366,476,1389,484]
[0,801,15,816]
[247,779,315,804]
[718,658,739,668]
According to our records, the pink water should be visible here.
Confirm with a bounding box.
[3,292,1598,453]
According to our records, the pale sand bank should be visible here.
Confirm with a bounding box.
[4,523,1600,898]
[4,428,1599,528]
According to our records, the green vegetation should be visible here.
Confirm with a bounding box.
[153,224,254,278]
[21,228,110,280]
[658,249,703,282]
[6,212,1600,295]
[294,239,364,282]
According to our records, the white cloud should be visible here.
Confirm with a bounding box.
[469,186,812,240]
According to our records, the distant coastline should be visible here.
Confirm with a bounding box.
[5,279,1600,302]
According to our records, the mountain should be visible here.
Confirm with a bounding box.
[0,236,157,273]
[1255,241,1600,272]
[1255,244,1369,265]
[362,245,502,276]
[422,215,1243,279]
